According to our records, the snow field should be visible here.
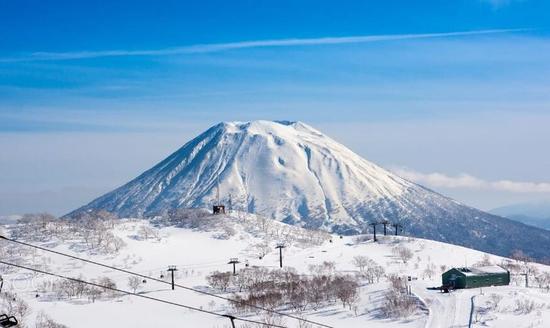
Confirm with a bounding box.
[1,214,549,327]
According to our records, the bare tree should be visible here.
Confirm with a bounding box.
[535,272,550,289]
[488,293,503,310]
[127,276,142,294]
[422,263,436,280]
[86,286,103,303]
[381,275,418,318]
[98,276,118,298]
[35,311,69,328]
[474,254,493,267]
[333,275,360,309]
[207,271,232,292]
[138,226,160,240]
[35,312,68,328]
[393,245,413,264]
[104,233,126,253]
[511,249,531,264]
[352,256,369,272]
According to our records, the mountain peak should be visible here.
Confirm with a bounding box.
[212,120,318,137]
[71,121,550,261]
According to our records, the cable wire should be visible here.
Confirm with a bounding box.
[0,259,286,328]
[0,235,333,328]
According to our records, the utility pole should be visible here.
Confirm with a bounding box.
[276,243,286,268]
[392,223,403,236]
[369,222,378,242]
[228,258,240,275]
[381,220,389,236]
[167,266,177,290]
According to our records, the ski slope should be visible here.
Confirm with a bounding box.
[1,214,550,327]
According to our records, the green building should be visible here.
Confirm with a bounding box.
[442,266,510,289]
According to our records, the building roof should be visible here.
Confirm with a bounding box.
[454,266,508,276]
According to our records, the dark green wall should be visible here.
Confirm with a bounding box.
[442,268,510,289]
[463,272,510,288]
[442,268,466,288]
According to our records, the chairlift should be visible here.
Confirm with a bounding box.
[0,314,18,327]
[142,279,147,284]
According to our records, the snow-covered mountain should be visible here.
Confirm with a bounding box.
[71,120,550,261]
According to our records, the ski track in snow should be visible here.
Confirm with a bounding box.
[412,281,472,328]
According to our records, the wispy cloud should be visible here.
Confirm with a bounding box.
[0,29,529,62]
[393,167,550,193]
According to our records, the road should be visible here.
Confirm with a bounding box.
[411,281,473,328]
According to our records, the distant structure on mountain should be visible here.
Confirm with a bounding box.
[213,205,226,215]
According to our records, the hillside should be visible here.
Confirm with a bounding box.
[1,213,549,327]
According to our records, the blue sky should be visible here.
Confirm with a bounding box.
[1,0,550,215]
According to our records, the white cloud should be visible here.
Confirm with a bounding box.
[392,167,550,193]
[0,29,528,62]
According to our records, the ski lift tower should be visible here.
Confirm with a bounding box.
[228,258,240,275]
[369,222,379,242]
[167,265,178,290]
[391,223,403,236]
[276,243,286,268]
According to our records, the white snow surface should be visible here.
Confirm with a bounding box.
[2,214,549,328]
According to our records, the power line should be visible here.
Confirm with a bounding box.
[0,260,285,328]
[0,235,334,328]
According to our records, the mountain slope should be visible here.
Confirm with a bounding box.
[71,120,550,261]
[491,202,550,230]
